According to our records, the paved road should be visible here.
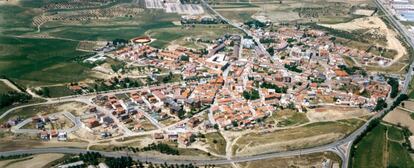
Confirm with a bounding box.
[374,0,414,94]
[0,145,340,166]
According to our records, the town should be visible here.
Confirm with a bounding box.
[1,0,414,168]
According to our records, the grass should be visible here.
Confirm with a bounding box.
[45,85,76,98]
[388,141,414,168]
[352,123,414,168]
[0,6,180,87]
[234,119,364,154]
[0,101,78,123]
[0,97,46,117]
[0,36,91,87]
[147,25,243,49]
[0,82,15,94]
[204,132,226,155]
[265,109,309,127]
[352,124,387,168]
[0,3,242,87]
[387,126,404,141]
[177,148,214,158]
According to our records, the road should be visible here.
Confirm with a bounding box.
[0,144,342,166]
[200,0,270,57]
[374,0,414,94]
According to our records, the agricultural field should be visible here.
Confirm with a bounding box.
[0,81,15,94]
[383,107,414,133]
[232,119,364,156]
[306,106,371,122]
[351,123,414,168]
[0,153,65,168]
[237,152,341,168]
[0,0,239,88]
[208,0,374,24]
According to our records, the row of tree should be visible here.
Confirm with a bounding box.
[113,143,180,155]
[0,91,32,109]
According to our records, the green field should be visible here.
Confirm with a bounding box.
[0,82,15,94]
[352,124,414,168]
[388,141,414,168]
[387,126,404,141]
[0,36,91,86]
[0,1,244,87]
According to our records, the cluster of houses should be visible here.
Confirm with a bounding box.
[101,26,399,131]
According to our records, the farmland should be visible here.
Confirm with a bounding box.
[0,82,15,94]
[0,1,236,87]
[237,152,341,168]
[351,123,414,168]
[208,0,374,24]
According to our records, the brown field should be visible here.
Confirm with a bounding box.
[265,109,309,127]
[233,119,364,156]
[401,101,414,111]
[237,152,341,168]
[0,137,88,152]
[306,106,371,122]
[0,153,64,168]
[383,108,414,133]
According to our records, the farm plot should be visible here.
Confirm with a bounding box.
[383,108,414,133]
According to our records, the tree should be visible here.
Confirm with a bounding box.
[0,92,32,108]
[374,98,387,111]
[41,87,50,97]
[387,78,399,98]
[213,124,219,130]
[267,47,275,56]
[177,109,186,119]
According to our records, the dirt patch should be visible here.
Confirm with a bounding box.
[235,133,343,156]
[383,108,414,133]
[233,119,364,156]
[319,16,407,62]
[307,106,371,122]
[0,153,64,168]
[353,9,374,16]
[238,152,341,168]
[402,101,414,111]
[0,0,20,6]
[57,102,89,116]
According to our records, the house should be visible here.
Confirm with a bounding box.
[57,132,67,141]
[187,118,200,128]
[40,131,49,140]
[178,132,194,146]
[153,133,164,140]
[86,118,100,128]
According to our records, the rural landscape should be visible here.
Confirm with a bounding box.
[0,0,414,168]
